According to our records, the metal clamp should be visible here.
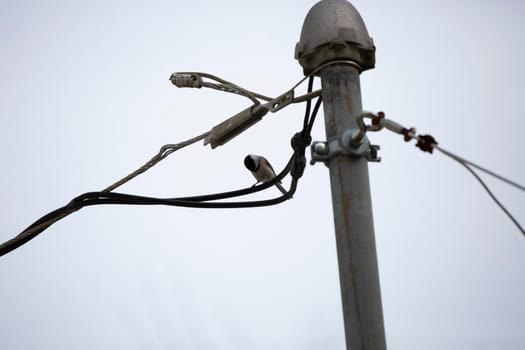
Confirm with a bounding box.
[310,128,381,165]
[268,90,294,113]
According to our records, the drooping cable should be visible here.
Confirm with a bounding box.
[0,75,322,257]
[0,153,294,257]
[356,111,524,236]
[436,148,525,235]
[434,146,525,192]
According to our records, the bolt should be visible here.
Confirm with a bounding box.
[314,142,327,155]
[351,130,365,145]
[369,147,377,159]
[367,145,381,162]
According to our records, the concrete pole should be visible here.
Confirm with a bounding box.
[296,1,386,349]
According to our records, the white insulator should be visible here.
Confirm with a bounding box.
[382,119,406,134]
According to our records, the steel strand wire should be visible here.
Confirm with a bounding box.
[102,131,211,193]
[433,145,524,236]
[0,116,310,256]
[0,153,297,257]
[1,72,321,257]
[357,111,524,236]
[434,145,525,192]
[172,61,360,108]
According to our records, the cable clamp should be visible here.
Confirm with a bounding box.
[268,90,294,113]
[310,128,381,166]
[169,73,203,88]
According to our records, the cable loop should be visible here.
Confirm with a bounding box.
[356,111,385,133]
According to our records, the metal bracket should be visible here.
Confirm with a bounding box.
[268,90,294,113]
[310,128,381,165]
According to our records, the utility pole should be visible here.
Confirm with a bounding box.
[296,1,386,349]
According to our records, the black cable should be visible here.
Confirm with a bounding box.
[73,181,298,210]
[0,161,295,258]
[302,76,315,132]
[175,156,294,202]
[0,77,322,258]
[306,96,323,135]
[68,157,296,210]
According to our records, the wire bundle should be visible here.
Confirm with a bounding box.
[2,62,524,257]
[0,74,322,257]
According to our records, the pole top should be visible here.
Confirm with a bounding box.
[295,0,375,75]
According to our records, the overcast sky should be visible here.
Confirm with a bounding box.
[1,0,524,349]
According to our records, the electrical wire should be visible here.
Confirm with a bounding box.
[300,76,323,138]
[434,145,525,192]
[0,153,295,257]
[357,111,524,236]
[302,76,315,132]
[0,75,321,257]
[102,131,211,193]
[0,149,297,257]
[411,136,524,237]
[292,89,322,104]
[289,60,362,92]
[107,72,320,195]
[436,147,525,235]
[306,95,323,135]
[201,79,321,105]
[174,71,263,104]
[173,60,358,109]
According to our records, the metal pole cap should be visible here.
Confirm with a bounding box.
[295,0,375,75]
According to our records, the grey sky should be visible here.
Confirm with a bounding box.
[1,0,524,349]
